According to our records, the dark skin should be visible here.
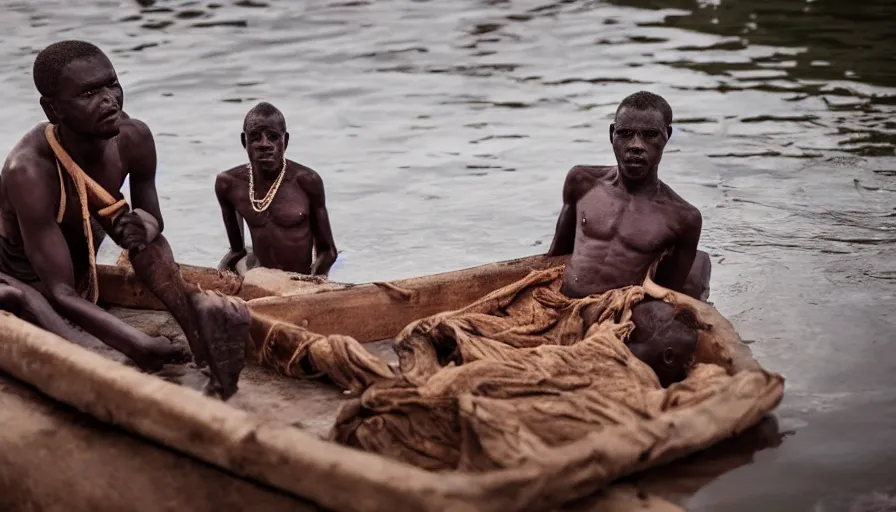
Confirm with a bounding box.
[548,106,704,385]
[0,55,182,370]
[547,107,703,298]
[0,271,111,350]
[215,114,337,275]
[0,286,25,316]
[0,53,240,390]
[625,301,697,387]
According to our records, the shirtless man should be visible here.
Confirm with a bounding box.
[0,40,250,398]
[547,91,710,386]
[215,102,338,276]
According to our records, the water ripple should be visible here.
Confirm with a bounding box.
[0,0,893,286]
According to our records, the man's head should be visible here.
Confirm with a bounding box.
[241,102,288,176]
[627,300,697,387]
[33,40,123,139]
[610,91,673,182]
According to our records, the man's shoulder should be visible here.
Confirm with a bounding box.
[290,162,324,189]
[219,164,249,179]
[116,117,158,165]
[568,164,615,178]
[1,123,56,188]
[215,165,249,193]
[563,165,614,201]
[117,116,153,142]
[658,181,702,227]
[567,165,616,185]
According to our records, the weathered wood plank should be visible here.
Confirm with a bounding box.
[246,254,568,343]
[96,263,244,310]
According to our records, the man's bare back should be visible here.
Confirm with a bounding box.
[216,102,337,276]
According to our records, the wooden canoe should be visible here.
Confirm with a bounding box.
[0,254,779,512]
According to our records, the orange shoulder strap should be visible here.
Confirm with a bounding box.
[44,123,131,303]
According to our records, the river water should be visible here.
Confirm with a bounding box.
[2,0,894,510]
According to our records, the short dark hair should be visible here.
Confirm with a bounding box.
[627,300,698,386]
[243,102,286,132]
[33,40,107,98]
[628,301,698,348]
[615,91,673,126]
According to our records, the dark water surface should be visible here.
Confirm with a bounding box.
[2,0,894,510]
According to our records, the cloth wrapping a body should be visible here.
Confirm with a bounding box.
[248,266,783,508]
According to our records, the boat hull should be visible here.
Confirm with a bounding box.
[0,252,778,512]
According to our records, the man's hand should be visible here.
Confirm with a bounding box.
[112,211,148,253]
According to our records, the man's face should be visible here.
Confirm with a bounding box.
[48,54,124,139]
[242,115,288,175]
[611,107,669,181]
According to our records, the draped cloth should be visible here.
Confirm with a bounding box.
[248,266,783,508]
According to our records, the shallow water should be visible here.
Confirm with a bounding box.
[1,0,894,509]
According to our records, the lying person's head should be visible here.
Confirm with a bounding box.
[627,299,698,387]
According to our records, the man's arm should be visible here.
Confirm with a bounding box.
[304,171,338,276]
[125,120,163,244]
[547,166,586,256]
[214,173,247,271]
[653,209,703,294]
[6,164,157,364]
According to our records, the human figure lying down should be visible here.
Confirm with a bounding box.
[627,300,699,387]
[626,251,711,387]
[579,251,711,388]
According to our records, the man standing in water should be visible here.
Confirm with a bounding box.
[215,102,338,276]
[0,40,250,399]
[547,91,710,386]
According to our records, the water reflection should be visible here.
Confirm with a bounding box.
[607,0,896,88]
[605,0,896,160]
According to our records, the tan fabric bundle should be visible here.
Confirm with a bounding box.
[250,311,397,394]
[247,266,784,508]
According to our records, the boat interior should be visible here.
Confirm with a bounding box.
[97,255,567,437]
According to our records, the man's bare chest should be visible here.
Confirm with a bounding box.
[575,187,676,254]
[234,182,310,229]
[57,159,127,225]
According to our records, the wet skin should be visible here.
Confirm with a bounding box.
[0,52,243,385]
[215,115,337,275]
[547,106,705,384]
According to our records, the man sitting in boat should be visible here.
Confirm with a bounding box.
[215,102,338,277]
[547,91,711,386]
[0,40,250,399]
